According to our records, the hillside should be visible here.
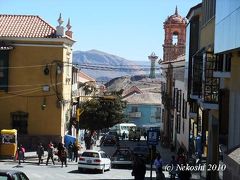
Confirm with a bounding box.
[73,50,158,82]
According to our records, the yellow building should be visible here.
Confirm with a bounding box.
[0,14,75,149]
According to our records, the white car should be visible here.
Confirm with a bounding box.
[78,150,111,173]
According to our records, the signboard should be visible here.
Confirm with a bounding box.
[147,130,159,145]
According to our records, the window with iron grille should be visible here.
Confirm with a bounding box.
[173,88,178,109]
[182,118,185,133]
[177,90,182,112]
[182,93,185,118]
[11,111,28,134]
[162,109,164,123]
[0,50,9,92]
[203,52,219,103]
[176,114,181,134]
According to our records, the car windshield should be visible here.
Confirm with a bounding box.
[105,135,115,139]
[133,147,148,152]
[82,152,99,158]
[113,150,130,156]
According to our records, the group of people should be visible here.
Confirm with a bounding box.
[153,147,191,180]
[67,141,80,162]
[131,148,191,180]
[30,141,79,167]
[36,142,66,167]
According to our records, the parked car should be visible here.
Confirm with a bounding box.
[111,148,133,168]
[78,150,111,173]
[102,135,117,146]
[0,170,29,180]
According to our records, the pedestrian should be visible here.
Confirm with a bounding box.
[73,142,79,162]
[21,145,26,162]
[143,132,147,140]
[131,154,146,180]
[177,152,191,180]
[59,146,67,167]
[46,142,55,165]
[154,154,163,180]
[122,131,126,140]
[57,142,64,162]
[36,143,44,165]
[68,141,73,161]
[169,155,177,179]
[17,144,24,165]
[158,168,166,180]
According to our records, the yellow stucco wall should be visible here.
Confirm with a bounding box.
[228,53,240,91]
[0,41,73,137]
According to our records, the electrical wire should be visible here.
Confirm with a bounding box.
[0,88,43,99]
[0,82,62,88]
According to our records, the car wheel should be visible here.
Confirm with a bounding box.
[78,167,83,172]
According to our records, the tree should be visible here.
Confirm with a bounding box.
[78,93,126,131]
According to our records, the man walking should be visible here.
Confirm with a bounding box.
[36,143,44,165]
[46,142,55,165]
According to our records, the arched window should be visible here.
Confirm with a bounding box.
[172,32,179,45]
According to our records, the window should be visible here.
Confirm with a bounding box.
[182,119,185,133]
[173,88,178,108]
[155,107,161,120]
[177,90,182,112]
[172,32,178,45]
[101,153,107,158]
[162,109,165,122]
[0,50,9,91]
[182,93,185,117]
[131,106,138,112]
[11,111,28,134]
[176,114,181,133]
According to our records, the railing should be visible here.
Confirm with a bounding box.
[202,52,219,103]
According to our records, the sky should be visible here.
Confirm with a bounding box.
[0,0,201,61]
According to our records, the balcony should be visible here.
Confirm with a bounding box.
[213,54,231,78]
[190,51,220,109]
[202,52,219,105]
[128,112,141,118]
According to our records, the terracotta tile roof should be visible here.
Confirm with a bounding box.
[0,14,57,38]
[78,71,96,83]
[123,93,161,105]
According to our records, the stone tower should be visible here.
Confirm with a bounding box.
[148,52,158,79]
[163,6,186,62]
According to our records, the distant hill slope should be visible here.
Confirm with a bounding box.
[105,75,161,94]
[73,50,157,82]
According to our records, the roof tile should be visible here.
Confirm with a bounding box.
[0,14,58,38]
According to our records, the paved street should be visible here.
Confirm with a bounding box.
[0,136,206,179]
